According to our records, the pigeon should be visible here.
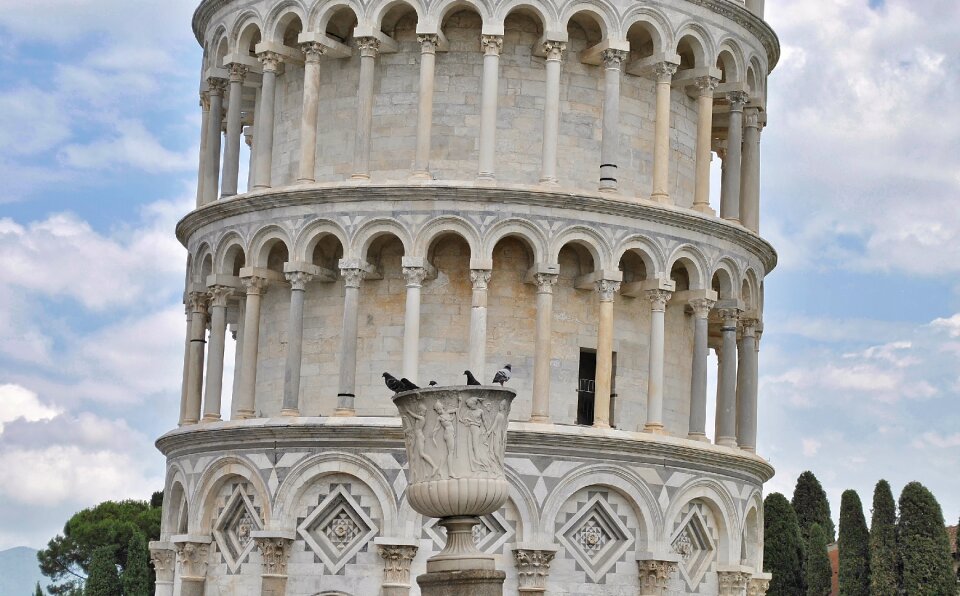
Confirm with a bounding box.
[383,372,403,393]
[464,370,481,386]
[492,364,512,386]
[400,378,419,391]
[428,381,437,386]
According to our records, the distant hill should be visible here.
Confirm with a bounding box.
[0,547,49,595]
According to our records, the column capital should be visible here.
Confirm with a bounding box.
[600,48,627,70]
[377,541,418,587]
[206,76,227,95]
[356,36,381,58]
[637,558,678,594]
[199,91,210,110]
[285,270,314,291]
[243,125,254,146]
[717,569,752,596]
[653,60,679,82]
[188,291,210,315]
[340,267,364,288]
[257,50,284,73]
[241,275,269,296]
[481,34,503,56]
[595,279,621,302]
[174,540,210,579]
[148,542,177,582]
[418,33,440,54]
[717,307,741,325]
[253,536,293,576]
[534,272,559,294]
[402,266,428,288]
[470,268,492,290]
[726,90,749,108]
[646,289,672,311]
[513,547,557,593]
[227,63,248,83]
[542,40,566,61]
[748,575,772,596]
[695,75,720,96]
[744,106,761,129]
[207,285,234,308]
[301,41,325,63]
[739,317,759,336]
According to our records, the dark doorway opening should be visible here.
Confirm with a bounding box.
[576,348,616,426]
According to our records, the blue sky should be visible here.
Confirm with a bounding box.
[0,0,958,549]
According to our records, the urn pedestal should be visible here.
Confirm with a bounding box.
[392,386,515,596]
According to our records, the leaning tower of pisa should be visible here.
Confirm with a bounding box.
[151,0,779,593]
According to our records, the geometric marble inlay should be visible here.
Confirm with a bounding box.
[557,494,634,583]
[297,485,378,574]
[671,508,715,588]
[212,486,263,572]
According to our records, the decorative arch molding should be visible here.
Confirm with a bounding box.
[310,0,364,34]
[264,0,308,42]
[351,218,413,262]
[189,455,272,533]
[621,7,673,54]
[230,9,266,52]
[715,37,747,82]
[371,0,428,31]
[213,231,247,274]
[661,477,739,565]
[710,257,742,300]
[667,244,710,290]
[550,225,611,271]
[293,218,350,263]
[494,0,559,32]
[413,215,482,260]
[613,234,666,277]
[430,0,495,28]
[558,2,618,41]
[481,218,549,266]
[162,464,190,536]
[673,21,715,67]
[505,465,540,541]
[248,224,293,268]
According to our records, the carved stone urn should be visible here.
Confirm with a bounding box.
[392,386,514,592]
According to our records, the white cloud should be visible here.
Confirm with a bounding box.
[0,86,72,155]
[0,385,60,432]
[59,120,195,172]
[915,432,960,449]
[802,438,821,457]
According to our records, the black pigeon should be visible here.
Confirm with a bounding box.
[400,378,419,391]
[492,364,512,386]
[428,381,437,386]
[464,370,481,386]
[383,372,403,393]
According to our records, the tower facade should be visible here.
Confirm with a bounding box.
[153,0,778,594]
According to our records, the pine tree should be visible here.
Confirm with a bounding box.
[84,546,121,596]
[764,492,805,596]
[805,523,832,596]
[121,531,150,596]
[34,582,44,596]
[897,481,954,595]
[869,480,897,596]
[793,471,835,542]
[837,489,870,596]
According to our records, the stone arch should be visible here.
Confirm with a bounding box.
[539,464,661,548]
[740,491,763,570]
[673,22,713,68]
[710,258,741,300]
[662,478,739,565]
[190,455,272,533]
[249,224,293,268]
[560,2,617,41]
[431,0,495,28]
[352,218,412,262]
[613,235,665,278]
[272,451,399,534]
[715,38,745,83]
[162,464,189,536]
[311,1,362,39]
[742,268,760,312]
[666,245,709,290]
[481,219,548,265]
[265,1,307,44]
[414,216,482,260]
[193,243,214,283]
[215,232,247,275]
[207,25,230,68]
[232,11,265,55]
[748,55,765,97]
[293,219,350,263]
[495,0,557,33]
[371,0,427,31]
[622,7,672,55]
[550,226,609,271]
[505,465,540,541]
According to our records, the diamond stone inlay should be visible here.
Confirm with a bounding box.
[298,485,378,573]
[212,486,263,572]
[557,494,634,583]
[671,508,715,588]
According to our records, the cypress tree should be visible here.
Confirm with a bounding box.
[121,531,150,596]
[869,480,897,596]
[84,546,121,596]
[34,582,44,596]
[793,471,835,542]
[805,523,832,596]
[763,492,805,596]
[955,516,959,584]
[837,489,870,596]
[897,481,954,595]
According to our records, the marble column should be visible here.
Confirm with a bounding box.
[253,52,283,190]
[297,42,325,183]
[593,279,620,429]
[221,63,248,197]
[254,535,293,596]
[477,35,503,181]
[352,37,380,180]
[468,269,492,378]
[377,541,419,596]
[539,40,565,186]
[336,268,363,415]
[687,297,715,440]
[740,107,762,232]
[650,61,678,203]
[178,307,192,426]
[195,93,210,207]
[638,559,679,596]
[693,76,719,214]
[402,266,427,381]
[643,289,672,434]
[720,91,748,222]
[183,292,209,425]
[513,547,557,593]
[413,34,438,178]
[230,296,246,418]
[174,540,210,596]
[736,318,759,451]
[202,78,226,205]
[244,126,255,190]
[715,308,740,447]
[149,542,176,596]
[599,49,626,192]
[202,285,233,422]
[282,271,313,416]
[531,272,558,423]
[235,276,268,419]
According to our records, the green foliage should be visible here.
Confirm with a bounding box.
[120,532,150,596]
[82,547,120,596]
[792,471,835,543]
[764,492,805,596]
[37,497,161,595]
[837,489,870,596]
[149,492,163,509]
[805,523,832,596]
[869,480,897,596]
[35,582,44,596]
[897,481,954,595]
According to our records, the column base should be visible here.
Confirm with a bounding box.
[280,408,300,417]
[234,410,255,419]
[687,432,711,442]
[692,203,716,216]
[220,192,236,199]
[333,407,356,417]
[642,423,666,435]
[252,184,272,190]
[181,418,199,426]
[528,415,551,424]
[409,170,432,181]
[592,421,611,430]
[349,173,371,182]
[722,216,741,225]
[650,192,671,204]
[296,177,316,184]
[261,574,288,596]
[740,445,756,453]
[538,177,559,187]
[417,570,505,596]
[200,414,221,423]
[717,436,738,448]
[598,182,617,193]
[476,173,496,184]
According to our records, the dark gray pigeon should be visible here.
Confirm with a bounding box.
[400,378,419,391]
[383,372,403,393]
[464,370,481,386]
[492,364,512,386]
[428,381,437,386]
